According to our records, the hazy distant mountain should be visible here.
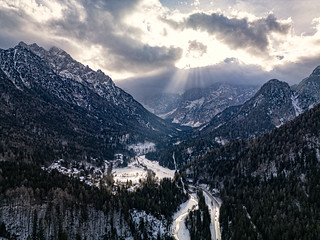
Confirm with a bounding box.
[141,83,258,127]
[140,93,181,116]
[150,66,320,169]
[0,42,179,164]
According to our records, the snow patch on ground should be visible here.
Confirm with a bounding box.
[172,118,202,127]
[173,153,177,171]
[316,148,320,163]
[131,210,168,239]
[215,137,228,145]
[181,121,202,128]
[112,155,175,184]
[275,118,285,128]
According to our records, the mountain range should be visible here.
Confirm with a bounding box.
[0,42,179,164]
[1,41,320,239]
[200,68,320,141]
[141,83,258,127]
[149,65,320,169]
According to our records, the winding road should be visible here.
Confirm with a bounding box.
[173,186,221,240]
[172,193,198,240]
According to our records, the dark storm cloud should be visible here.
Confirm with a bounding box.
[165,13,290,53]
[271,55,320,84]
[46,0,182,73]
[0,0,182,74]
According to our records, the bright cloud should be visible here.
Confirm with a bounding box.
[0,0,320,83]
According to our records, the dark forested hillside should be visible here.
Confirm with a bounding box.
[0,67,116,164]
[0,161,187,239]
[183,103,320,239]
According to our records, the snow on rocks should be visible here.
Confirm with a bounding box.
[291,94,303,117]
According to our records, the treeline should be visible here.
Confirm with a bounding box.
[185,190,211,240]
[183,104,320,239]
[146,138,219,170]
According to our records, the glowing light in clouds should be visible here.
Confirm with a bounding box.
[1,0,320,81]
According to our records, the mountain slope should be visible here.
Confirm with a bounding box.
[201,66,320,142]
[0,67,118,163]
[201,79,296,140]
[0,42,179,164]
[293,65,320,111]
[185,103,320,239]
[166,83,258,127]
[150,67,320,169]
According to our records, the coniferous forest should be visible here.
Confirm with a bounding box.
[183,104,320,239]
[0,162,187,239]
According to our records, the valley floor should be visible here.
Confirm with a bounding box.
[112,155,175,184]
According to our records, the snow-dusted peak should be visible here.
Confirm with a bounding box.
[49,46,71,59]
[310,66,320,76]
[18,41,28,48]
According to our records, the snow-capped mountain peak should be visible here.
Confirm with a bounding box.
[310,65,320,76]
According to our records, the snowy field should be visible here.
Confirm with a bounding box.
[172,193,198,240]
[112,155,175,184]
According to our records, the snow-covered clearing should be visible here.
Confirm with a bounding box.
[112,155,175,184]
[172,193,198,240]
[128,142,156,155]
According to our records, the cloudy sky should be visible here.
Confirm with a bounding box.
[1,0,320,97]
